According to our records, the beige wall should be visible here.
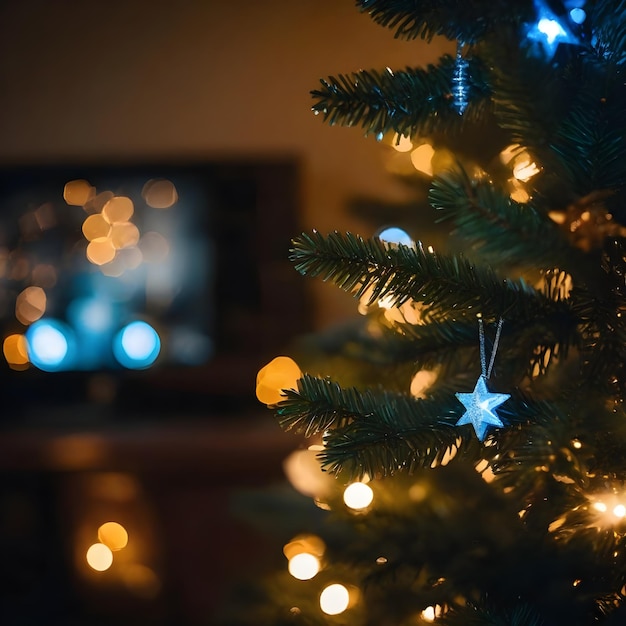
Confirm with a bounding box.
[0,0,452,327]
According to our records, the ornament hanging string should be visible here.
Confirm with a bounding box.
[479,316,504,380]
[455,317,509,441]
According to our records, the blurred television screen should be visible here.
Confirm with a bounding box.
[0,160,304,417]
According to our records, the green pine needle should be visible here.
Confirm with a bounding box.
[311,56,491,138]
[430,168,576,270]
[289,230,568,323]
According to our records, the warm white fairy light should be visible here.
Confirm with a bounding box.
[320,583,350,615]
[512,157,540,182]
[593,501,607,513]
[392,133,413,152]
[614,504,626,518]
[343,482,374,510]
[410,143,435,176]
[288,553,321,580]
[421,605,436,622]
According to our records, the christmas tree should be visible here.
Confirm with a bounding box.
[230,1,626,624]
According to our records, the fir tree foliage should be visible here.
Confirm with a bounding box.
[241,1,626,625]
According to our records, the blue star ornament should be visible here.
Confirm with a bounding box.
[455,376,510,441]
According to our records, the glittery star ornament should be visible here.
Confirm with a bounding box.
[455,376,510,441]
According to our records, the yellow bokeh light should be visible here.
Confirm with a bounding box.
[499,143,523,165]
[288,553,320,580]
[139,231,169,263]
[3,334,29,369]
[422,606,436,622]
[87,238,117,266]
[410,369,438,399]
[283,534,326,560]
[142,179,178,209]
[97,521,129,551]
[392,133,413,152]
[86,543,113,572]
[320,583,350,615]
[614,504,626,518]
[512,156,541,182]
[15,286,46,325]
[102,196,134,223]
[82,214,111,241]
[64,179,95,206]
[593,501,607,513]
[110,222,140,249]
[84,190,114,215]
[255,356,302,405]
[343,482,374,510]
[410,143,435,176]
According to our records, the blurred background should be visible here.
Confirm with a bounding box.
[0,1,451,624]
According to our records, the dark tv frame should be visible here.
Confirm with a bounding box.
[0,158,310,420]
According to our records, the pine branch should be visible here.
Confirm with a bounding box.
[550,84,626,197]
[429,168,576,270]
[310,56,492,139]
[289,230,572,323]
[355,0,533,43]
[588,0,626,66]
[442,601,546,626]
[275,374,565,479]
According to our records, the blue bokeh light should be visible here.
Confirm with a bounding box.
[537,18,566,44]
[26,319,75,372]
[67,297,115,334]
[113,321,161,369]
[377,227,413,247]
[569,8,586,24]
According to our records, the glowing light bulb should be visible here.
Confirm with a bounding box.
[3,334,29,370]
[613,504,626,518]
[410,143,435,176]
[26,319,74,371]
[113,320,161,369]
[391,133,413,152]
[255,356,301,405]
[593,501,608,513]
[410,369,438,399]
[513,157,540,182]
[320,583,350,615]
[377,226,413,247]
[288,553,320,580]
[538,18,566,44]
[98,521,129,551]
[86,543,113,571]
[343,482,374,510]
[422,606,436,622]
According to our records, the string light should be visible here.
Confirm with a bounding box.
[391,133,413,152]
[86,543,113,572]
[319,583,350,615]
[255,356,302,405]
[288,553,321,580]
[98,521,129,551]
[343,482,374,510]
[410,143,435,176]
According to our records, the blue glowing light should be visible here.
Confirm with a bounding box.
[569,8,586,24]
[113,321,161,369]
[377,227,413,247]
[525,0,578,59]
[26,319,75,371]
[67,297,114,333]
[537,18,566,44]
